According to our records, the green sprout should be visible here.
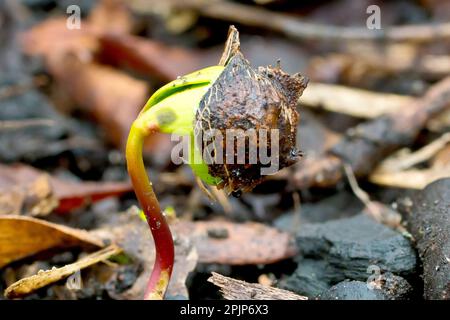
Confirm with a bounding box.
[126,66,222,300]
[126,26,307,299]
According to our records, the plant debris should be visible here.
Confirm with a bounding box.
[208,272,307,300]
[0,0,449,301]
[0,164,132,214]
[173,220,297,265]
[0,216,103,269]
[4,244,122,299]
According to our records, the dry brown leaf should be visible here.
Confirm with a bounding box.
[0,216,103,269]
[173,220,297,265]
[0,163,132,214]
[20,3,153,150]
[47,54,171,153]
[98,33,202,81]
[88,0,133,34]
[21,0,133,59]
[4,245,122,299]
[47,55,149,149]
[0,171,57,216]
[21,18,99,60]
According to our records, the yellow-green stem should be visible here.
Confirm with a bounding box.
[126,121,174,300]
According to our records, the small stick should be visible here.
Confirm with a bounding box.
[0,119,55,131]
[372,132,450,173]
[208,272,307,300]
[301,82,414,119]
[293,76,450,189]
[136,0,450,43]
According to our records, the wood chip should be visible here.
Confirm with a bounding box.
[208,272,307,300]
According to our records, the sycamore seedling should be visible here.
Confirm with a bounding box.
[126,26,307,299]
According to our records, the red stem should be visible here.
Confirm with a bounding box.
[126,123,174,300]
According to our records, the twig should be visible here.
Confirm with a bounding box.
[130,0,450,43]
[0,119,55,130]
[343,164,373,211]
[372,132,450,173]
[315,50,450,81]
[344,164,402,229]
[293,76,450,189]
[209,186,233,214]
[0,75,49,100]
[301,82,449,131]
[301,82,414,118]
[369,167,450,189]
[4,245,122,299]
[369,133,450,189]
[208,272,307,300]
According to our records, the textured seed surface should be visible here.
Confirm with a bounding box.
[196,52,308,192]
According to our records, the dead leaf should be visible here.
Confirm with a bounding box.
[88,0,133,34]
[47,55,149,149]
[173,220,297,265]
[4,245,122,299]
[0,163,132,214]
[21,0,133,60]
[98,34,202,81]
[0,171,57,216]
[0,216,103,269]
[21,18,99,60]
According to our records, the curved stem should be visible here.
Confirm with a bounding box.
[126,121,174,300]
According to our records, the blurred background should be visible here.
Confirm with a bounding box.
[0,0,449,300]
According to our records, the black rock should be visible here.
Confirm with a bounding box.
[320,280,387,300]
[296,214,417,280]
[279,259,339,297]
[274,191,363,232]
[377,272,414,300]
[283,214,417,299]
[320,273,413,300]
[407,178,450,300]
